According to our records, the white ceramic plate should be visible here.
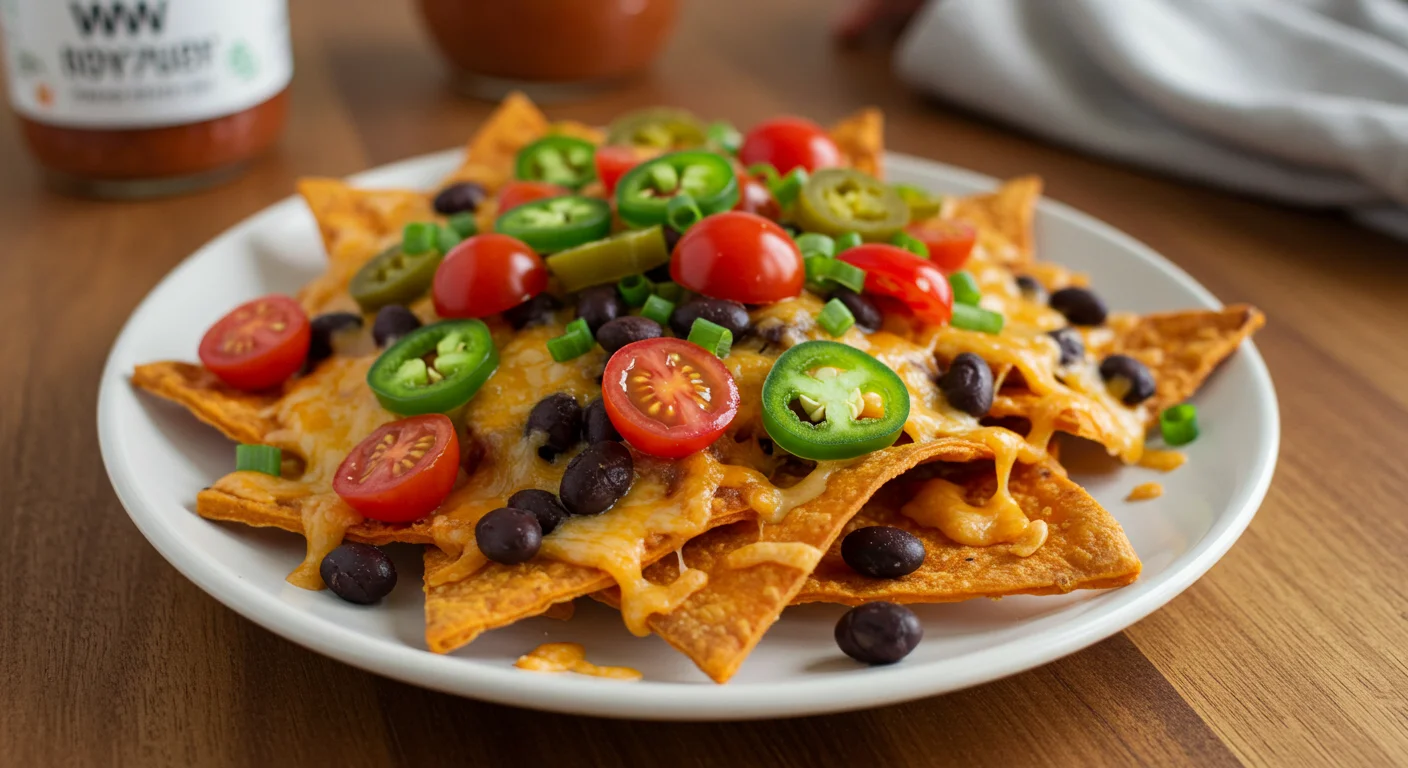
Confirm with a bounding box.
[98,150,1278,720]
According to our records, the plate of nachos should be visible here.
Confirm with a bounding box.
[98,94,1276,719]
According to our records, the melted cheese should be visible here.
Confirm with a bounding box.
[1127,482,1163,501]
[725,542,823,571]
[1138,449,1187,472]
[514,643,642,681]
[540,452,724,635]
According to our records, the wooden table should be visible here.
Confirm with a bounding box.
[4,1,1405,765]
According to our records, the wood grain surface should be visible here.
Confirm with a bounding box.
[2,1,1405,765]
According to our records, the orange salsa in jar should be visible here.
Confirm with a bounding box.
[1,0,292,198]
[415,0,678,99]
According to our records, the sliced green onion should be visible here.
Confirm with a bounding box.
[665,193,704,232]
[654,281,683,302]
[835,231,863,252]
[235,444,282,477]
[770,168,808,209]
[817,298,855,337]
[707,121,742,154]
[949,303,1005,334]
[687,318,732,358]
[890,231,929,259]
[795,232,836,259]
[805,256,867,293]
[402,222,436,255]
[641,294,676,327]
[547,318,595,362]
[746,163,781,187]
[447,212,478,238]
[1159,404,1200,446]
[617,274,653,308]
[435,224,463,255]
[948,270,981,306]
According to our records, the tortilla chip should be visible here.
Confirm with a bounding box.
[443,91,549,192]
[990,305,1265,445]
[424,491,755,654]
[829,107,884,179]
[947,176,1041,265]
[131,361,281,445]
[795,460,1141,605]
[541,600,575,621]
[195,485,429,545]
[1112,304,1266,420]
[594,437,996,683]
[547,120,606,145]
[295,178,434,314]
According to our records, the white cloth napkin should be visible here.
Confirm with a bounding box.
[894,0,1408,240]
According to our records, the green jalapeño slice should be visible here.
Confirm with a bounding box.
[761,341,910,460]
[368,320,498,415]
[605,107,708,151]
[796,168,910,242]
[514,136,597,190]
[614,150,739,228]
[494,195,612,254]
[349,244,442,313]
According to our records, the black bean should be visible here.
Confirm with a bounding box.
[596,316,663,355]
[432,181,488,215]
[1048,327,1085,366]
[1099,354,1156,405]
[319,543,397,604]
[841,526,926,579]
[502,293,562,330]
[475,508,542,564]
[525,393,583,461]
[835,602,923,665]
[1015,275,1047,304]
[1049,287,1107,326]
[560,441,634,516]
[782,224,802,238]
[645,262,674,283]
[662,226,683,253]
[670,298,750,339]
[831,287,882,332]
[506,489,569,536]
[372,305,422,348]
[938,352,994,417]
[576,284,626,335]
[306,312,364,368]
[583,397,621,444]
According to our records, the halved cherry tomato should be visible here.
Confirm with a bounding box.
[735,171,780,220]
[738,117,842,175]
[839,243,953,325]
[433,233,549,318]
[198,294,310,391]
[332,414,459,523]
[497,180,571,213]
[602,338,740,458]
[670,211,804,303]
[594,145,649,195]
[905,218,978,272]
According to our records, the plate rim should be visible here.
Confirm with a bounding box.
[97,149,1280,720]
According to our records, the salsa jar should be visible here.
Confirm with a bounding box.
[0,0,292,198]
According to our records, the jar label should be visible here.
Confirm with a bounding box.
[1,0,292,128]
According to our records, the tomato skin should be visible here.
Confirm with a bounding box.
[905,219,978,273]
[198,294,310,391]
[735,172,780,220]
[433,233,549,318]
[594,145,647,195]
[670,211,804,303]
[839,244,954,325]
[333,414,459,523]
[602,338,740,459]
[738,117,843,175]
[497,180,571,213]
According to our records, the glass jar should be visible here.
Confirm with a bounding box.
[1,0,293,198]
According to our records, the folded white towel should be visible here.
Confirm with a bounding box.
[895,0,1408,239]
